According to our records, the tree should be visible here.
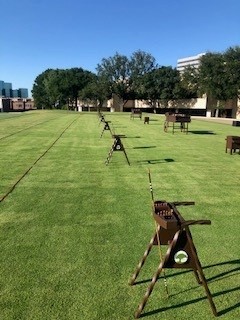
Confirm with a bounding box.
[198,52,230,101]
[96,50,157,110]
[32,69,54,109]
[63,68,96,109]
[138,66,181,107]
[130,50,157,77]
[43,69,66,108]
[79,76,112,109]
[96,52,132,110]
[197,50,240,117]
[130,50,157,98]
[179,66,199,98]
[32,68,96,110]
[224,46,240,99]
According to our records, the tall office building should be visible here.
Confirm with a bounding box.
[3,82,12,97]
[0,81,4,95]
[12,89,19,98]
[177,53,206,72]
[0,80,28,98]
[18,88,28,98]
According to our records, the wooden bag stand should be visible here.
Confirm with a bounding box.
[225,135,240,154]
[129,200,217,318]
[98,112,105,125]
[100,120,113,138]
[164,113,191,134]
[130,108,142,120]
[105,135,130,165]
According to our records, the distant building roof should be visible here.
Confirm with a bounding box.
[177,53,206,72]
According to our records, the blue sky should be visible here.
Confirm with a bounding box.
[1,0,240,96]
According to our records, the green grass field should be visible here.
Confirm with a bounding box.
[0,110,239,320]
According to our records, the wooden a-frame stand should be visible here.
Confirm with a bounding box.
[129,200,217,318]
[105,135,130,165]
[100,120,113,138]
[98,112,105,125]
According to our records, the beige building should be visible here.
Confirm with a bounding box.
[106,95,240,119]
[177,53,206,72]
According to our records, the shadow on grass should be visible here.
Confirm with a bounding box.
[140,286,240,318]
[206,259,240,283]
[136,158,174,164]
[132,270,191,286]
[133,146,157,149]
[188,130,216,135]
[132,259,239,285]
[122,136,142,138]
[112,125,128,128]
[132,259,240,317]
[227,152,240,156]
[143,119,159,124]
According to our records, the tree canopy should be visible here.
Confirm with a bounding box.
[32,46,240,110]
[138,66,182,107]
[32,68,96,109]
[198,52,230,101]
[79,76,112,109]
[96,50,157,110]
[198,46,240,103]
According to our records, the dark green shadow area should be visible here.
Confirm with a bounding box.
[188,130,216,135]
[140,286,240,318]
[133,146,157,149]
[136,158,174,164]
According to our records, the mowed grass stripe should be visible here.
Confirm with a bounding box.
[0,115,80,202]
[0,110,76,140]
[0,112,81,198]
[0,111,239,320]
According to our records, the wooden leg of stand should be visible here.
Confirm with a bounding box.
[100,128,104,138]
[134,261,164,318]
[129,233,156,285]
[193,268,202,284]
[198,270,218,316]
[186,229,218,316]
[123,148,130,166]
[105,148,114,165]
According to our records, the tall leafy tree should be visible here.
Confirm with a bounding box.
[43,69,66,108]
[97,52,130,83]
[32,68,95,109]
[96,52,132,110]
[224,46,240,99]
[130,50,157,77]
[198,52,232,110]
[79,76,112,109]
[96,50,157,110]
[138,66,181,107]
[130,50,157,98]
[63,68,96,108]
[179,66,199,98]
[32,69,54,109]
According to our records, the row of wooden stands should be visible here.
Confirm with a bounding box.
[98,111,130,165]
[98,111,112,138]
[164,112,191,134]
[129,200,218,318]
[98,111,218,317]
